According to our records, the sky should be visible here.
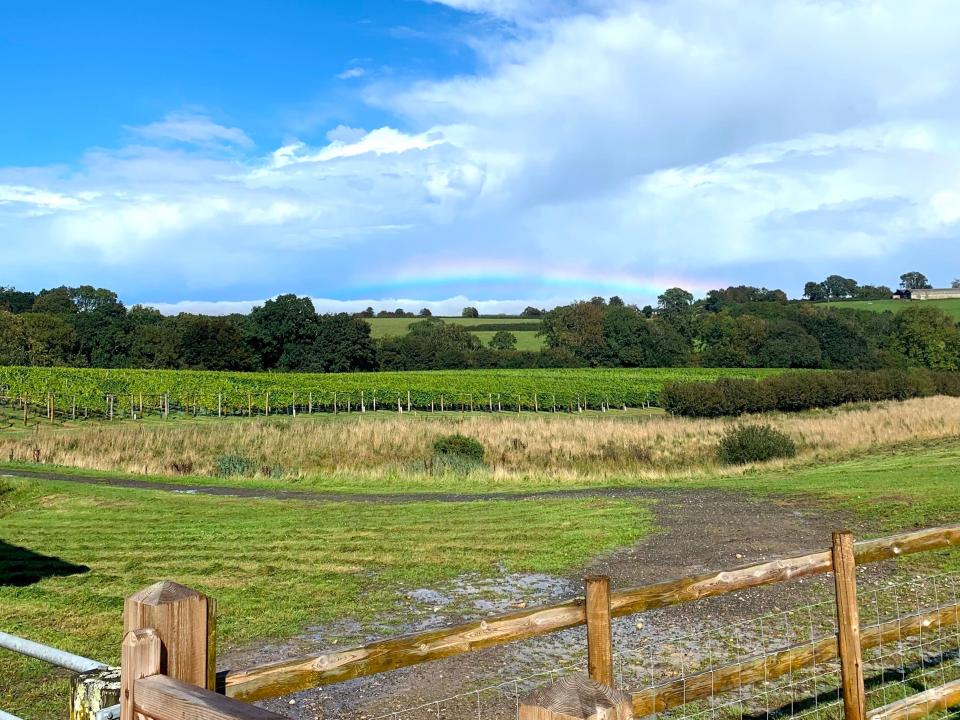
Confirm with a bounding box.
[3,0,960,315]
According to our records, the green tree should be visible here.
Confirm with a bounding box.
[489,330,517,350]
[540,301,606,364]
[21,312,77,366]
[756,320,822,368]
[461,306,480,318]
[0,309,28,365]
[900,271,932,290]
[657,287,698,340]
[520,306,543,317]
[803,282,828,302]
[0,287,37,313]
[312,314,376,372]
[889,305,960,369]
[823,275,858,300]
[250,294,319,371]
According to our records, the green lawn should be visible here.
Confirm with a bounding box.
[365,316,545,349]
[0,479,650,718]
[834,297,960,320]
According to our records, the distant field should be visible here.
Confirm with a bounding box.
[366,316,545,349]
[834,298,960,320]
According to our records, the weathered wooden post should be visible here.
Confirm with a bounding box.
[123,580,217,691]
[70,668,121,720]
[585,575,614,687]
[519,675,631,720]
[120,629,161,720]
[833,531,866,720]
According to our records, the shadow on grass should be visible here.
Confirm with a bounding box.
[0,540,89,587]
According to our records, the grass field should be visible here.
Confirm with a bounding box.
[833,297,960,320]
[0,479,651,717]
[365,316,545,349]
[4,395,960,490]
[6,395,960,718]
[4,436,960,716]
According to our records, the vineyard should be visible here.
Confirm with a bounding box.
[0,366,789,419]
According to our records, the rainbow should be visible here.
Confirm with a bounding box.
[347,259,723,298]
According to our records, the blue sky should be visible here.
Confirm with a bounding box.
[3,0,960,315]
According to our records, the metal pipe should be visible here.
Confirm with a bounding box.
[0,631,107,673]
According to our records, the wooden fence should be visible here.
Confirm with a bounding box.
[16,523,960,720]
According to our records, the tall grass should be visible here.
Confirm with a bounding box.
[3,396,960,483]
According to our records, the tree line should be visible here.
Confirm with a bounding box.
[1,276,959,373]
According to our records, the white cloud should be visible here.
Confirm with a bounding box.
[336,67,367,80]
[131,111,253,148]
[6,0,960,305]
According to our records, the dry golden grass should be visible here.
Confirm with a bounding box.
[3,396,960,483]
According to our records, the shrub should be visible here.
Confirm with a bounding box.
[717,424,797,465]
[662,369,960,417]
[432,434,485,463]
[215,453,257,477]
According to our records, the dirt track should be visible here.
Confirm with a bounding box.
[212,486,867,720]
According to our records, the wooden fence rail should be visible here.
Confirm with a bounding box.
[223,523,960,701]
[4,523,954,720]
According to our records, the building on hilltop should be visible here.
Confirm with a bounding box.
[902,288,960,301]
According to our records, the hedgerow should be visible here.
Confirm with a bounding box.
[662,369,960,417]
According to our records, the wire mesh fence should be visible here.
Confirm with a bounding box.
[354,571,960,720]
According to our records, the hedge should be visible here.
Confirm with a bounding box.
[661,369,960,417]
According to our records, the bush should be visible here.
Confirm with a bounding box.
[662,369,960,417]
[215,453,257,477]
[432,434,485,463]
[717,424,797,465]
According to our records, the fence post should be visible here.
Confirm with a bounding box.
[519,675,631,720]
[70,668,120,720]
[585,575,614,687]
[120,629,161,720]
[833,530,866,720]
[123,580,217,691]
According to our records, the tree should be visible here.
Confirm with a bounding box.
[900,272,932,290]
[823,275,858,300]
[608,296,625,307]
[854,285,894,300]
[520,306,543,317]
[250,294,319,371]
[312,314,376,372]
[803,282,828,302]
[756,320,822,368]
[21,312,77,366]
[540,301,607,364]
[657,287,697,340]
[489,331,517,350]
[0,309,28,365]
[888,305,960,369]
[0,287,37,314]
[418,308,432,317]
[952,279,960,289]
[462,306,479,318]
